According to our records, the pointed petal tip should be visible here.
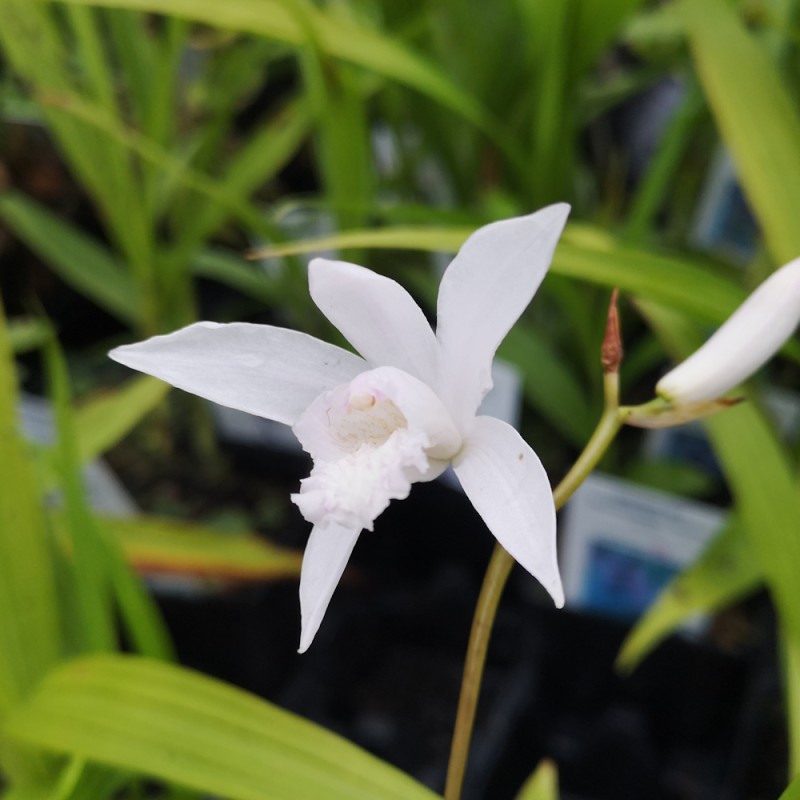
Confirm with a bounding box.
[297,617,317,654]
[539,565,565,609]
[307,256,335,275]
[108,342,143,371]
[548,200,571,217]
[552,584,566,609]
[536,202,571,228]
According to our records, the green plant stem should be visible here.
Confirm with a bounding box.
[444,378,622,800]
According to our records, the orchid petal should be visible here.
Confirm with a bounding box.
[436,205,570,426]
[110,322,365,426]
[657,256,800,404]
[453,415,563,606]
[309,258,439,386]
[298,523,361,653]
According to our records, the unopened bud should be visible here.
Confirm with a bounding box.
[601,289,623,374]
[657,257,800,404]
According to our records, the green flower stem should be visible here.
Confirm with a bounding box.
[443,543,515,800]
[444,376,623,800]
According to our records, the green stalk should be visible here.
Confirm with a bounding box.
[444,371,622,800]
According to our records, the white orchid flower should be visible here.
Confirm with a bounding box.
[110,204,570,652]
[657,256,800,404]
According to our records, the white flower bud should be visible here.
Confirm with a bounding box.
[656,257,800,404]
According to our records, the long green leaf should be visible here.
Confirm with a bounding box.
[707,404,800,774]
[44,336,116,653]
[0,193,137,325]
[706,406,800,636]
[47,759,129,800]
[781,772,800,800]
[681,0,800,263]
[8,319,51,355]
[500,324,594,447]
[251,222,747,324]
[616,517,761,673]
[73,376,169,464]
[43,342,173,661]
[5,654,440,800]
[0,301,61,783]
[0,3,118,228]
[783,628,800,785]
[100,515,302,580]
[515,759,559,800]
[190,249,282,305]
[639,297,800,772]
[170,97,312,263]
[49,0,488,132]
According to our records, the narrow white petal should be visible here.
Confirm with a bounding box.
[309,258,439,386]
[657,257,800,403]
[298,523,361,653]
[110,321,365,426]
[436,205,570,426]
[453,416,563,606]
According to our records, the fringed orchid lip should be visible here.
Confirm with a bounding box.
[110,204,571,652]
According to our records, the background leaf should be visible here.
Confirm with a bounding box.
[5,654,441,800]
[0,193,137,325]
[681,0,800,263]
[101,515,302,580]
[50,0,489,132]
[72,376,169,464]
[0,303,61,783]
[515,758,559,800]
[617,517,761,673]
[252,222,747,325]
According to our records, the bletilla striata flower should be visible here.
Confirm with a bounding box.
[111,204,570,651]
[657,256,800,404]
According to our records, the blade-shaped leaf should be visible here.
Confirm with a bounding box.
[783,627,800,783]
[191,248,283,305]
[681,0,800,263]
[73,376,169,463]
[706,406,800,636]
[51,0,488,131]
[47,759,129,800]
[617,517,761,673]
[0,314,62,696]
[44,336,116,654]
[171,97,312,261]
[0,193,137,325]
[639,298,800,771]
[5,654,440,800]
[0,302,61,783]
[499,323,594,447]
[100,515,302,580]
[251,222,747,324]
[780,773,800,800]
[515,759,559,800]
[8,318,51,355]
[44,338,172,661]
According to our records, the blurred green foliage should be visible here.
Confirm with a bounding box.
[2,0,800,797]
